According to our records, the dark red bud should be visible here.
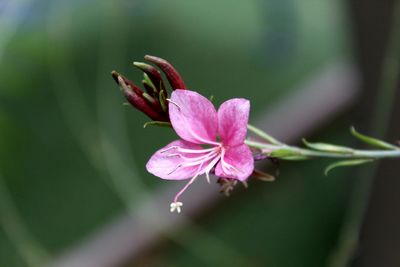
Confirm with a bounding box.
[144,55,186,90]
[142,92,166,117]
[133,62,165,93]
[112,71,143,96]
[142,81,157,96]
[111,70,120,84]
[115,74,166,121]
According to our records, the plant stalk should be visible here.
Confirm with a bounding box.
[245,140,400,159]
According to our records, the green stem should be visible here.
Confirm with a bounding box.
[290,146,400,159]
[245,140,400,159]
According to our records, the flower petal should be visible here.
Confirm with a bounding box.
[218,98,250,146]
[146,140,210,180]
[169,90,218,145]
[215,144,254,181]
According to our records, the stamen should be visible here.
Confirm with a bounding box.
[167,152,214,164]
[170,202,183,213]
[167,164,182,175]
[161,145,218,154]
[166,98,182,111]
[178,151,219,168]
[171,162,205,211]
[206,172,211,184]
[176,146,218,154]
[160,146,179,153]
[166,150,219,176]
[165,153,183,158]
[203,154,223,182]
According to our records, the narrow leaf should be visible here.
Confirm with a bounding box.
[247,124,282,145]
[303,139,353,153]
[324,159,374,176]
[350,126,399,150]
[143,121,172,128]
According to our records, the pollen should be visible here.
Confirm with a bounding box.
[170,201,183,213]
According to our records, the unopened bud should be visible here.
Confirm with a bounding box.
[133,62,165,94]
[144,55,186,90]
[115,74,166,121]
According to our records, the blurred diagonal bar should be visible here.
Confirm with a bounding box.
[49,61,359,267]
[0,0,32,61]
[0,172,50,267]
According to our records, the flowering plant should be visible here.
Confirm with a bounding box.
[112,55,400,213]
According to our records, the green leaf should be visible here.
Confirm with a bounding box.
[324,159,374,176]
[303,139,353,153]
[143,121,172,128]
[350,126,399,150]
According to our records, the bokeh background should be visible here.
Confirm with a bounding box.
[1,0,399,266]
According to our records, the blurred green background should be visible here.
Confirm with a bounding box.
[0,0,371,266]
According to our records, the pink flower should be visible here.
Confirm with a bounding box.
[146,90,254,213]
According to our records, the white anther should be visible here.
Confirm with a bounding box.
[170,202,183,213]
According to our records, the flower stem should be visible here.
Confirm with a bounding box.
[287,146,400,159]
[245,139,400,160]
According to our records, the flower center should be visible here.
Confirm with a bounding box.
[161,143,241,213]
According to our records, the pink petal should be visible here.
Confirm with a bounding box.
[218,98,250,146]
[169,90,218,145]
[146,140,209,180]
[215,144,254,181]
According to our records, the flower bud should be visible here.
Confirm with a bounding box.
[133,62,165,94]
[144,55,186,90]
[111,71,167,121]
[111,55,188,124]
